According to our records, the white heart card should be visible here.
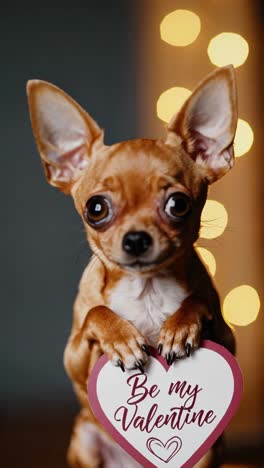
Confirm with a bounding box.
[88,340,243,467]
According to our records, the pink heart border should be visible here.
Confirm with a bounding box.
[88,340,243,467]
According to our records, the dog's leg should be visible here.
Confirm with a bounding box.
[158,296,212,360]
[158,286,235,361]
[194,436,224,468]
[67,409,141,468]
[67,409,102,468]
[194,450,214,468]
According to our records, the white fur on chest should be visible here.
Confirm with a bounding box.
[107,274,189,346]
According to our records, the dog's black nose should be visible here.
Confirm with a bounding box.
[122,231,152,256]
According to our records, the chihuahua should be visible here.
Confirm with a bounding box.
[27,65,237,468]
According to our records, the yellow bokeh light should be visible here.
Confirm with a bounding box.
[223,285,260,326]
[196,247,216,276]
[200,200,228,239]
[157,87,191,123]
[234,118,254,157]
[160,10,201,47]
[207,32,249,68]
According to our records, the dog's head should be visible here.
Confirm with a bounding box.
[27,66,237,274]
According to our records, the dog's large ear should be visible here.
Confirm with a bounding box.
[27,80,104,193]
[166,66,238,183]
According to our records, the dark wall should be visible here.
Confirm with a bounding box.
[1,3,139,415]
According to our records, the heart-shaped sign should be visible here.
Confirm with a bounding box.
[88,340,243,467]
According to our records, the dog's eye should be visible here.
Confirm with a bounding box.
[164,193,191,220]
[84,195,112,227]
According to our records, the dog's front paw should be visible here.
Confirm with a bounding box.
[157,299,212,365]
[158,315,201,364]
[101,318,150,373]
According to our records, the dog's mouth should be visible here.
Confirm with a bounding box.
[119,259,161,271]
[114,249,178,273]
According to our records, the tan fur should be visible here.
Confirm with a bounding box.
[27,66,237,467]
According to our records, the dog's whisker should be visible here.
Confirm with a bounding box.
[74,242,92,265]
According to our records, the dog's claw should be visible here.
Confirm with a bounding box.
[165,353,171,365]
[170,352,177,365]
[167,352,176,366]
[158,344,163,355]
[135,360,145,374]
[141,344,151,356]
[117,359,125,372]
[186,343,191,357]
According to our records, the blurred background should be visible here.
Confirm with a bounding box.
[1,1,263,466]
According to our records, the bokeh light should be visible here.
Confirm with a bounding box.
[160,10,201,47]
[234,118,254,157]
[157,87,191,123]
[207,32,249,68]
[196,247,216,276]
[223,285,260,326]
[200,200,228,239]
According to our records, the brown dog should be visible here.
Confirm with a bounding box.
[27,65,237,467]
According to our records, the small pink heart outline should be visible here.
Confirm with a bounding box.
[88,340,243,468]
[147,436,182,463]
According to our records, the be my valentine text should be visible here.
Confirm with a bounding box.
[114,373,216,433]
